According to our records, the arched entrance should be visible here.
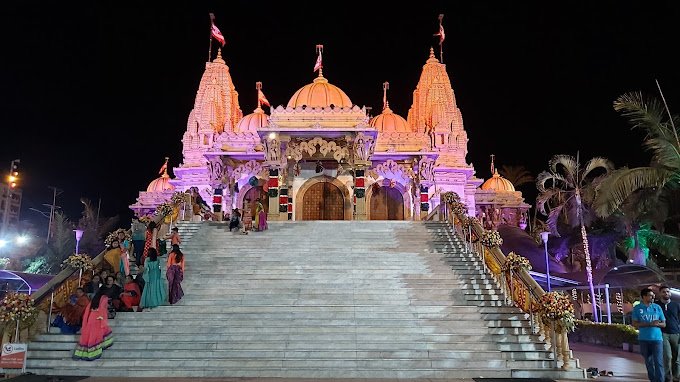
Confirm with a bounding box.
[302,182,344,220]
[242,186,268,220]
[369,185,404,220]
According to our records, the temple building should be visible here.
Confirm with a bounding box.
[475,167,530,230]
[131,45,523,222]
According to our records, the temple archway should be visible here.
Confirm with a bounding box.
[367,182,407,220]
[295,176,352,220]
[238,179,268,220]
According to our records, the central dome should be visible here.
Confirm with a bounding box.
[370,106,409,133]
[147,172,175,193]
[287,75,352,108]
[480,170,515,192]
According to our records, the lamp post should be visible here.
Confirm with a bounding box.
[540,231,552,292]
[74,229,84,254]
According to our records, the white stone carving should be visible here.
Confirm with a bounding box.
[418,156,436,183]
[354,132,376,161]
[286,137,349,162]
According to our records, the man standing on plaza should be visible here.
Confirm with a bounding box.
[633,287,666,382]
[659,286,680,382]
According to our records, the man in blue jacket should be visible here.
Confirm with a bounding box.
[659,285,680,382]
[633,287,666,382]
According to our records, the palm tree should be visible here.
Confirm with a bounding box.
[498,165,535,188]
[593,92,680,264]
[536,154,614,322]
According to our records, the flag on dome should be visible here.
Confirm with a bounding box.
[258,89,270,107]
[434,14,445,45]
[313,51,323,72]
[210,13,225,46]
[159,158,169,175]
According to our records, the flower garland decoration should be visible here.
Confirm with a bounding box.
[170,191,185,205]
[441,191,460,205]
[139,216,152,226]
[104,228,131,246]
[155,202,173,217]
[450,201,467,215]
[539,291,576,332]
[501,251,532,272]
[480,230,503,248]
[61,253,94,271]
[0,293,38,325]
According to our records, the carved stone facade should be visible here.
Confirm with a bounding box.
[134,45,488,220]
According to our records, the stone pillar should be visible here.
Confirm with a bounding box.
[354,168,367,220]
[212,188,224,221]
[267,168,280,221]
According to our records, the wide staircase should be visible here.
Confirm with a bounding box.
[26,221,584,379]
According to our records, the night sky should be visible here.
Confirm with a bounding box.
[1,1,679,229]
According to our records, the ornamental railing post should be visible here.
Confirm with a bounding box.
[46,289,55,333]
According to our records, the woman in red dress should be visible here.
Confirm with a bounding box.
[73,293,113,360]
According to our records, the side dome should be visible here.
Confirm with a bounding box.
[480,170,515,192]
[146,172,175,193]
[287,75,352,108]
[236,107,268,132]
[370,106,409,133]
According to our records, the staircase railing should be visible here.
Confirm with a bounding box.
[440,203,574,370]
[17,249,107,340]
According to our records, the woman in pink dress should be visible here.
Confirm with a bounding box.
[73,293,113,360]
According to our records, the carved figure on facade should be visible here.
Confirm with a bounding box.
[354,133,376,162]
[418,156,436,183]
[263,138,281,162]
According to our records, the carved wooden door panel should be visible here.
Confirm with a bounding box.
[302,182,344,220]
[370,186,404,220]
[243,186,268,220]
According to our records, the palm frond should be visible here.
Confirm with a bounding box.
[547,204,564,237]
[614,92,667,136]
[498,165,535,187]
[548,155,578,185]
[582,157,615,180]
[646,231,680,260]
[536,188,561,216]
[536,171,569,192]
[594,167,673,218]
[644,137,680,171]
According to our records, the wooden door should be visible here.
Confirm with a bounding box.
[370,186,404,220]
[302,181,345,220]
[243,186,268,220]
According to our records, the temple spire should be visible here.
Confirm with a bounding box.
[382,81,390,110]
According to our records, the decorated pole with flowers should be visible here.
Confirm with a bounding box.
[539,291,576,369]
[61,254,94,286]
[0,293,38,342]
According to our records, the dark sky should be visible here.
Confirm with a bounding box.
[1,1,679,228]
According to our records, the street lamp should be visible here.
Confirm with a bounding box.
[74,229,84,254]
[540,231,552,292]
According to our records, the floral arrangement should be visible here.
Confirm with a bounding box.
[104,228,130,246]
[480,230,503,248]
[155,202,173,217]
[450,201,467,215]
[139,215,152,225]
[441,192,460,205]
[539,291,576,332]
[0,293,38,325]
[61,253,94,271]
[170,191,186,205]
[461,216,478,229]
[501,251,532,272]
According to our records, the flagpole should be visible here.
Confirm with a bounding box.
[438,14,444,64]
[208,13,214,62]
[256,82,262,109]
